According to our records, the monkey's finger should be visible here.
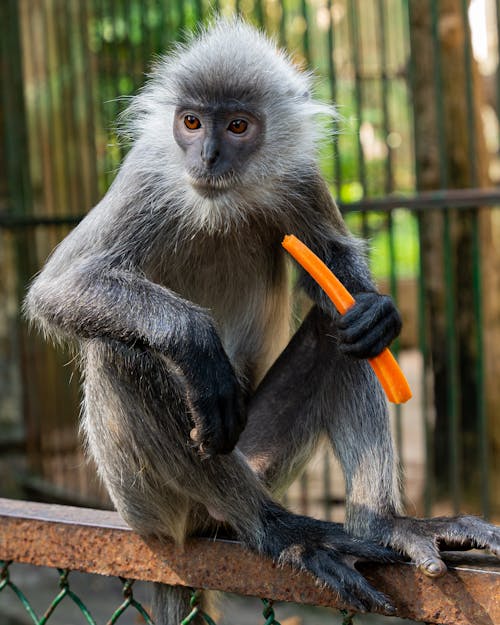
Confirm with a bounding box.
[320,536,400,563]
[338,293,397,330]
[338,318,397,360]
[337,293,401,359]
[192,390,244,456]
[339,541,401,563]
[190,396,224,457]
[214,392,245,454]
[304,550,395,613]
[309,519,402,562]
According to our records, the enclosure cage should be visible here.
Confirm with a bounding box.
[1,0,500,525]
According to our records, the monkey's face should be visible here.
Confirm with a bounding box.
[173,106,263,198]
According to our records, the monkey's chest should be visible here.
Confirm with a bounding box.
[153,245,291,379]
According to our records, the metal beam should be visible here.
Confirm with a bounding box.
[0,498,498,624]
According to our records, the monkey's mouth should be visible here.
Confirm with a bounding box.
[188,173,235,198]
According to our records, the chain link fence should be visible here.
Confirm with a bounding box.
[0,560,377,625]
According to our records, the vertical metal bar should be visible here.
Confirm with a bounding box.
[430,0,461,513]
[137,0,148,83]
[376,0,402,469]
[110,0,125,176]
[460,0,477,185]
[33,1,64,491]
[40,0,61,215]
[115,0,129,161]
[194,0,203,23]
[255,0,265,28]
[0,0,41,477]
[300,0,310,65]
[146,0,157,60]
[279,0,287,47]
[348,0,368,246]
[53,0,74,214]
[443,209,461,513]
[388,211,403,463]
[65,0,86,216]
[347,0,366,195]
[416,211,433,516]
[96,0,113,190]
[26,0,50,216]
[0,0,32,268]
[406,0,433,515]
[326,0,341,196]
[459,0,489,518]
[376,0,393,195]
[429,0,448,185]
[177,0,186,33]
[53,2,77,487]
[472,210,488,517]
[79,0,99,207]
[155,0,167,52]
[127,0,140,85]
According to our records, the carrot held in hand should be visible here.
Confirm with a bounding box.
[282,234,412,404]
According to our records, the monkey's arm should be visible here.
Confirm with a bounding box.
[25,255,245,455]
[294,174,401,359]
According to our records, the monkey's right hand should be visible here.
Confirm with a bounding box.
[171,320,247,457]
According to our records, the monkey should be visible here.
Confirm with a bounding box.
[24,17,499,624]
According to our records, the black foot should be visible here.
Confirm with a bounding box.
[379,514,500,577]
[259,503,398,613]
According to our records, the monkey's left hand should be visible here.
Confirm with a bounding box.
[336,292,402,359]
[371,514,500,577]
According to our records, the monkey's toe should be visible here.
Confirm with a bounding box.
[418,557,447,578]
[303,549,395,613]
[381,514,500,575]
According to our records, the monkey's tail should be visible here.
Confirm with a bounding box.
[152,583,217,625]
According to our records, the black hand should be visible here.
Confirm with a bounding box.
[336,292,402,359]
[173,324,247,457]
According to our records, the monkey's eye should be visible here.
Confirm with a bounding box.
[228,119,248,135]
[184,115,202,130]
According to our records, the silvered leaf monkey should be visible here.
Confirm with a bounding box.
[25,17,499,624]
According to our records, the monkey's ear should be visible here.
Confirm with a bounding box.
[302,91,310,100]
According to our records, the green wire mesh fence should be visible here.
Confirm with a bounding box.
[0,561,155,625]
[1,560,290,625]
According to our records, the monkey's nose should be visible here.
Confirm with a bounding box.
[201,138,220,167]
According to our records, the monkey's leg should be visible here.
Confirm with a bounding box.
[240,306,500,577]
[83,338,395,614]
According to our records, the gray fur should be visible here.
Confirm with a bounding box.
[25,17,499,624]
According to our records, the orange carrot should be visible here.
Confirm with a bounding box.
[282,234,412,404]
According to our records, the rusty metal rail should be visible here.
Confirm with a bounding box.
[0,498,498,625]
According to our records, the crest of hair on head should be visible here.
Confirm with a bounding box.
[121,17,338,168]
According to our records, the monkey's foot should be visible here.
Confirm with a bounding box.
[379,515,500,577]
[260,503,398,613]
